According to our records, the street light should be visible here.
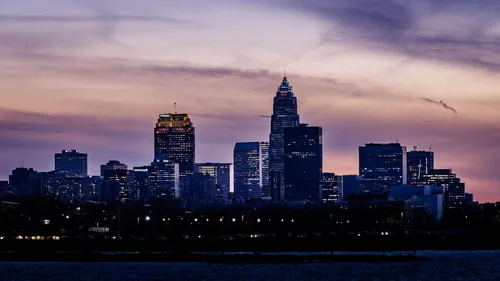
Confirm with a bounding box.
[145,216,151,221]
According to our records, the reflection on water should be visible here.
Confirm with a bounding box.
[1,250,499,280]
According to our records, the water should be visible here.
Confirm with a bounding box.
[1,250,499,280]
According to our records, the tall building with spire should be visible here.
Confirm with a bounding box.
[154,113,195,178]
[269,74,300,200]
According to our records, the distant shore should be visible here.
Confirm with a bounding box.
[0,251,428,263]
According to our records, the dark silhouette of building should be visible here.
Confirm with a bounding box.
[233,142,269,200]
[54,149,88,177]
[0,181,7,199]
[415,169,465,208]
[322,173,343,203]
[465,193,474,205]
[269,75,300,200]
[149,157,179,199]
[194,163,231,201]
[284,124,323,202]
[100,160,127,178]
[342,175,363,202]
[359,143,407,192]
[101,161,128,202]
[154,113,195,178]
[407,149,434,185]
[9,167,38,196]
[185,172,216,201]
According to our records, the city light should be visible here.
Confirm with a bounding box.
[145,216,151,221]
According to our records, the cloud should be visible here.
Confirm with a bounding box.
[419,98,458,114]
[266,0,500,72]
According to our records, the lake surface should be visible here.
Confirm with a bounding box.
[1,250,499,280]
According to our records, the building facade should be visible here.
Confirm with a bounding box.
[154,113,195,178]
[407,149,434,185]
[233,142,269,200]
[359,143,407,192]
[269,75,300,200]
[284,124,323,202]
[55,149,88,177]
[322,173,343,203]
[149,158,180,199]
[415,169,465,208]
[101,161,128,202]
[194,163,231,201]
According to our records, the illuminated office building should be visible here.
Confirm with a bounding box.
[154,113,195,177]
[322,173,343,203]
[269,75,300,200]
[359,143,407,192]
[407,149,434,185]
[194,163,231,201]
[233,142,269,200]
[55,149,88,177]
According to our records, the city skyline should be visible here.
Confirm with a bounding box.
[1,0,499,202]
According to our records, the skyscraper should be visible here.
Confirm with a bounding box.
[322,173,343,203]
[128,166,150,203]
[154,113,195,178]
[55,149,88,177]
[149,157,180,199]
[101,161,128,202]
[407,149,434,185]
[284,124,323,202]
[359,143,407,192]
[269,75,300,200]
[233,142,269,200]
[194,163,231,201]
[9,167,38,196]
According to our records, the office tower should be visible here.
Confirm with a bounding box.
[101,161,128,202]
[233,142,269,200]
[100,160,127,177]
[185,173,216,201]
[322,173,343,203]
[55,149,88,177]
[464,193,474,205]
[194,163,231,201]
[86,176,101,201]
[149,157,180,199]
[284,124,323,202]
[407,149,434,185]
[9,167,38,196]
[154,113,195,178]
[342,175,363,201]
[56,177,88,202]
[415,169,465,207]
[128,166,150,203]
[269,74,300,200]
[359,143,407,192]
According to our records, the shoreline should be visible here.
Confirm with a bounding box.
[0,252,429,263]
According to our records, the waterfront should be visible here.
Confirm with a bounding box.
[1,250,499,280]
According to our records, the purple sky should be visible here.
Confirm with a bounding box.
[0,0,499,201]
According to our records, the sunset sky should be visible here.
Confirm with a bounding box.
[0,0,499,202]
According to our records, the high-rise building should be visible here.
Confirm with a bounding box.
[128,166,150,203]
[0,181,8,199]
[415,169,465,207]
[9,167,38,196]
[55,149,88,177]
[100,160,127,177]
[154,113,195,178]
[101,161,128,202]
[233,142,269,200]
[284,124,323,202]
[359,143,407,192]
[149,158,180,199]
[407,149,434,185]
[322,173,343,203]
[194,163,231,201]
[269,75,300,200]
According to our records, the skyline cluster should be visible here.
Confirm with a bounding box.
[0,0,499,201]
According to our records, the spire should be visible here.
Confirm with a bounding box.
[174,102,177,114]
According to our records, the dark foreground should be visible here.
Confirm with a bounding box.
[1,251,500,280]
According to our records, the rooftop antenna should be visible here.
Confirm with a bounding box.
[413,145,417,151]
[174,102,177,114]
[284,68,286,77]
